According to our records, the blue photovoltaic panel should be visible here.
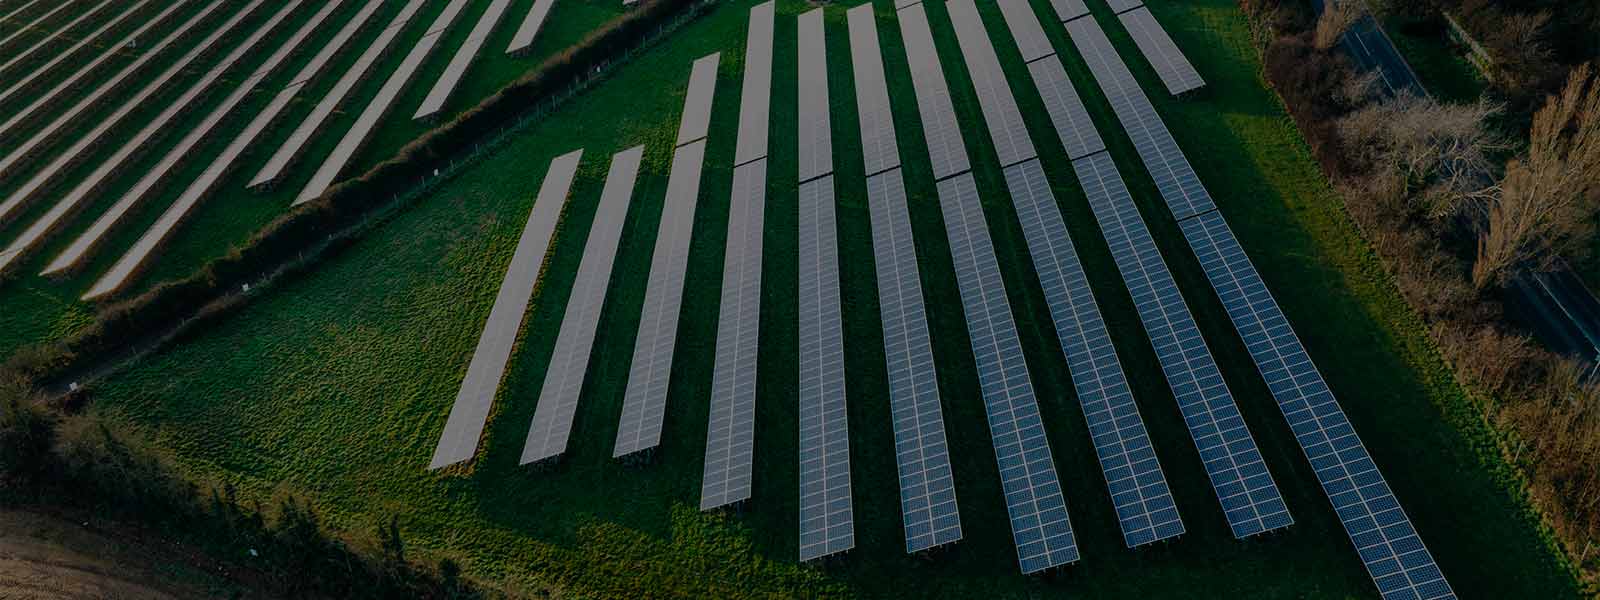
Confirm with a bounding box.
[701,158,768,510]
[993,0,1105,161]
[946,0,1035,168]
[937,173,1078,574]
[1004,158,1184,547]
[1178,211,1453,600]
[798,175,855,561]
[994,0,1054,63]
[1118,6,1205,96]
[734,1,775,165]
[1064,17,1214,220]
[1074,152,1291,538]
[1049,0,1090,22]
[898,2,971,180]
[797,8,833,182]
[864,169,963,553]
[847,4,900,176]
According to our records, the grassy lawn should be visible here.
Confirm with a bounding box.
[0,0,620,357]
[79,0,1575,598]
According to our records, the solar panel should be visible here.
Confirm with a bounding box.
[702,158,768,510]
[521,146,644,465]
[1178,211,1454,600]
[0,0,127,105]
[613,138,709,458]
[797,7,832,183]
[1065,17,1214,220]
[946,0,1035,169]
[505,0,555,55]
[0,0,42,26]
[286,0,388,88]
[80,0,354,297]
[1118,7,1205,96]
[936,172,1079,574]
[0,0,233,219]
[415,0,516,121]
[1073,152,1291,539]
[251,0,431,188]
[0,0,187,141]
[296,0,476,205]
[734,1,775,166]
[1049,0,1090,22]
[1,0,110,76]
[992,0,1053,63]
[863,169,964,553]
[1106,0,1144,14]
[429,149,581,469]
[797,174,855,560]
[677,52,722,146]
[1004,158,1185,547]
[0,0,70,50]
[846,4,898,176]
[897,3,970,180]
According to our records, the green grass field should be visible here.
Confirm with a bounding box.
[76,0,1577,597]
[0,0,621,357]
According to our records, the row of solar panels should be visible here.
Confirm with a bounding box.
[0,0,563,299]
[416,0,1452,595]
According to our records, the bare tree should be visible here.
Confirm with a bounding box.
[1315,0,1365,50]
[1338,92,1505,218]
[1474,64,1600,288]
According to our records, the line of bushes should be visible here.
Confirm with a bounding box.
[1243,0,1598,589]
[4,0,712,388]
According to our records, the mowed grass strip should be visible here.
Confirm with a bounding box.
[84,0,1577,598]
[0,0,621,357]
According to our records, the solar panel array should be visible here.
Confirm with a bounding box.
[796,6,854,562]
[1179,212,1454,600]
[252,0,432,189]
[614,53,719,459]
[1050,0,1090,22]
[898,3,1078,573]
[0,0,68,49]
[521,146,644,465]
[897,4,969,180]
[0,0,108,75]
[79,0,351,297]
[993,0,1104,162]
[416,0,516,121]
[1061,12,1454,598]
[296,0,476,205]
[704,3,774,510]
[948,0,1182,548]
[1118,7,1205,96]
[847,4,963,555]
[506,0,556,56]
[1074,152,1291,538]
[430,149,581,469]
[1106,0,1144,15]
[0,0,128,104]
[0,0,42,26]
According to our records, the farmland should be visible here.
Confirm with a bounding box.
[13,0,1583,598]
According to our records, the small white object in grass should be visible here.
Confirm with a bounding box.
[242,283,250,292]
[249,548,258,557]
[68,382,79,391]
[433,168,439,177]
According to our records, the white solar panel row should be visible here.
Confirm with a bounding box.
[863,169,964,554]
[796,8,832,183]
[1050,0,1090,22]
[251,0,431,189]
[429,149,581,469]
[677,52,720,146]
[64,1,349,293]
[797,174,853,561]
[733,1,774,166]
[1065,17,1214,220]
[897,3,969,181]
[1073,151,1292,539]
[846,5,898,177]
[937,173,1079,574]
[505,0,555,56]
[1004,158,1185,547]
[946,0,1034,169]
[1118,7,1205,96]
[521,146,644,465]
[0,0,228,216]
[415,0,516,121]
[1178,211,1454,600]
[287,0,390,89]
[992,0,1105,162]
[613,53,718,459]
[0,0,42,27]
[0,0,143,107]
[1106,0,1144,15]
[0,0,187,142]
[0,0,112,82]
[701,158,766,510]
[295,0,476,205]
[0,0,68,50]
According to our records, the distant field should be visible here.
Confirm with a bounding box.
[83,0,1576,598]
[0,0,622,357]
